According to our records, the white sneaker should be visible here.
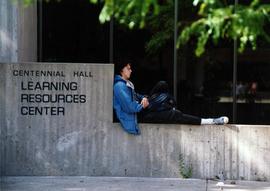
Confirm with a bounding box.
[213,116,229,125]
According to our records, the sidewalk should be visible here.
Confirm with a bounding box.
[1,176,270,191]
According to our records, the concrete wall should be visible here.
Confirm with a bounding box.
[1,63,270,181]
[0,63,113,176]
[18,2,37,62]
[0,1,37,62]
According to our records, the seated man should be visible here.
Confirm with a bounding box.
[113,62,229,135]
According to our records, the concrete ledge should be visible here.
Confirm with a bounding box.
[110,123,270,181]
[2,176,270,191]
[1,63,270,181]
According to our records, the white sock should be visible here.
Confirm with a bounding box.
[201,118,214,125]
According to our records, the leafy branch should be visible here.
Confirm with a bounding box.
[19,0,270,57]
[91,0,160,29]
[178,0,270,56]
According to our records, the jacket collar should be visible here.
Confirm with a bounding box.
[114,75,134,90]
[126,80,134,90]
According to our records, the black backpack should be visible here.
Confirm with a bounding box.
[147,93,176,112]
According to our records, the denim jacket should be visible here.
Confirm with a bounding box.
[113,75,144,135]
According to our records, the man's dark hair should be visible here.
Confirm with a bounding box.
[115,59,132,75]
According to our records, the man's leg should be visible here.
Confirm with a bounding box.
[166,109,229,125]
[142,109,201,125]
[171,109,201,125]
[142,109,228,125]
[171,109,229,125]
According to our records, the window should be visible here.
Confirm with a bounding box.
[39,0,270,124]
[40,0,109,63]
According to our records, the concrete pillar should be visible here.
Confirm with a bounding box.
[0,0,37,62]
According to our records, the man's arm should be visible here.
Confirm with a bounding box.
[114,83,144,113]
[134,92,149,108]
[134,92,144,101]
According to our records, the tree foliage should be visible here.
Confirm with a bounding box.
[90,0,160,29]
[19,0,270,57]
[145,1,174,55]
[89,0,270,56]
[178,0,270,56]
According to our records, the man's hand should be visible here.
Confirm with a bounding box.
[141,97,149,108]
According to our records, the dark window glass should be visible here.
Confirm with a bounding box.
[39,0,270,124]
[113,24,174,95]
[40,0,109,63]
[236,0,270,124]
[177,1,233,119]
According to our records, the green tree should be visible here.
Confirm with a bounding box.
[178,0,270,56]
[90,0,160,29]
[20,0,270,57]
[89,0,270,56]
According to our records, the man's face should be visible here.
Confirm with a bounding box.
[121,64,132,80]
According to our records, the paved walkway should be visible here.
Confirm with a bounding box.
[1,176,270,191]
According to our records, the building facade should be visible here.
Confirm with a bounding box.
[1,0,270,124]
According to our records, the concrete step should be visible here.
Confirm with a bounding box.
[1,176,270,191]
